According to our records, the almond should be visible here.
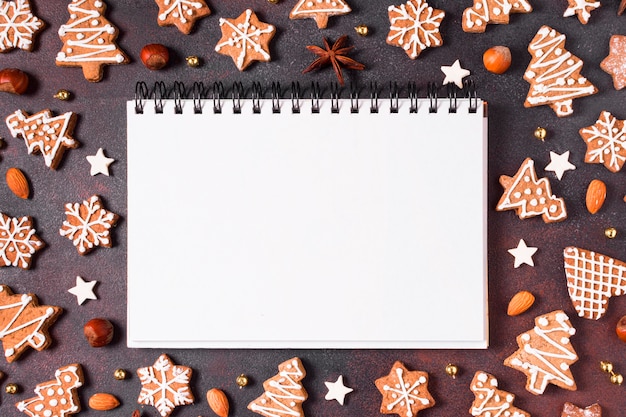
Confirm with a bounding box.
[586,179,606,214]
[6,167,30,199]
[507,291,535,316]
[206,388,229,417]
[88,393,120,411]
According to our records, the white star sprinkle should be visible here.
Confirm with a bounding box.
[86,148,115,176]
[324,375,353,405]
[68,276,98,305]
[508,239,538,268]
[441,59,471,89]
[545,150,576,180]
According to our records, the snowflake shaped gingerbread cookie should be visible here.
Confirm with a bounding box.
[387,0,444,59]
[17,364,83,417]
[137,354,194,417]
[215,9,275,71]
[289,0,351,29]
[0,212,44,269]
[375,361,435,417]
[0,0,45,52]
[563,0,600,24]
[579,111,626,173]
[154,0,211,34]
[59,195,119,255]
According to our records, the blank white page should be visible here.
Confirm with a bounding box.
[127,97,488,348]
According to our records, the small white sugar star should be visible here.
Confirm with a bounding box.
[324,375,353,405]
[86,148,115,176]
[441,59,471,89]
[545,150,576,180]
[508,239,538,268]
[68,276,98,305]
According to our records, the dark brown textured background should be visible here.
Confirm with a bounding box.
[0,0,625,416]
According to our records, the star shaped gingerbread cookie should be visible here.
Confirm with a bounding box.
[600,35,626,90]
[375,361,435,417]
[137,354,194,417]
[561,402,602,417]
[154,0,210,34]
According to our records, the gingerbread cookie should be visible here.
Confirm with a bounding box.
[154,0,211,34]
[462,0,532,33]
[0,212,44,269]
[579,111,626,173]
[524,26,597,117]
[249,357,308,417]
[289,0,351,29]
[564,246,626,320]
[16,364,83,417]
[496,158,566,223]
[215,9,275,71]
[563,0,600,24]
[561,402,602,417]
[470,371,530,417]
[0,285,62,362]
[601,35,626,90]
[387,0,444,59]
[0,0,45,52]
[504,310,578,395]
[137,354,194,417]
[59,195,119,255]
[375,361,435,417]
[6,109,79,170]
[56,0,129,82]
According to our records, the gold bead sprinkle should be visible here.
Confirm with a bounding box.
[605,227,617,239]
[236,373,249,388]
[114,368,127,380]
[601,360,614,373]
[611,373,624,385]
[445,363,458,378]
[5,383,19,394]
[267,0,279,3]
[54,89,71,101]
[355,24,369,36]
[186,56,201,67]
[533,127,547,141]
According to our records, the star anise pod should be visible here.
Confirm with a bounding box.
[619,0,626,15]
[302,35,365,86]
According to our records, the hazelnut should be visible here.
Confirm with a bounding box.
[483,46,511,74]
[0,68,28,95]
[140,44,169,70]
[616,315,626,342]
[83,318,114,347]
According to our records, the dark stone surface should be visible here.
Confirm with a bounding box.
[0,1,625,416]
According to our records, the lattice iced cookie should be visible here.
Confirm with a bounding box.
[6,109,79,170]
[462,0,532,33]
[0,212,44,269]
[564,246,626,320]
[504,310,578,395]
[215,9,275,71]
[470,371,530,417]
[137,354,194,417]
[56,0,129,82]
[496,158,566,223]
[16,364,83,417]
[59,195,119,255]
[375,361,435,417]
[0,285,62,362]
[524,26,597,117]
[289,0,351,29]
[0,0,45,52]
[155,0,211,34]
[563,0,600,24]
[249,357,308,417]
[386,0,445,59]
[579,111,626,173]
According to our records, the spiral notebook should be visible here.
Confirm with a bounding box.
[126,82,488,349]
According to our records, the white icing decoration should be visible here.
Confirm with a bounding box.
[387,0,445,59]
[137,354,193,417]
[544,150,576,180]
[0,213,43,269]
[290,0,350,17]
[470,371,529,417]
[579,111,626,173]
[563,0,600,23]
[157,0,206,23]
[324,375,353,405]
[0,0,44,51]
[59,196,117,254]
[463,0,531,30]
[16,364,83,417]
[249,358,307,417]
[564,246,626,320]
[381,365,431,417]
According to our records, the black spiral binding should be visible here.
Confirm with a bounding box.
[134,81,478,115]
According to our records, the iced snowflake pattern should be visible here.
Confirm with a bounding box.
[0,212,44,269]
[375,361,434,417]
[59,195,119,255]
[137,354,194,417]
[579,111,626,173]
[155,0,210,34]
[0,0,44,52]
[563,0,601,24]
[387,0,444,59]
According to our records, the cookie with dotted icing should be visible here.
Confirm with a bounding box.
[16,364,83,417]
[462,0,532,33]
[248,357,308,417]
[56,0,129,82]
[154,0,211,34]
[289,0,351,29]
[470,371,530,417]
[59,195,119,255]
[504,310,578,395]
[375,361,435,417]
[0,212,45,269]
[386,0,445,59]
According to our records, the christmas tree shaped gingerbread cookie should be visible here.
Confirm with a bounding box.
[290,0,351,29]
[248,357,308,417]
[56,0,129,82]
[470,371,530,417]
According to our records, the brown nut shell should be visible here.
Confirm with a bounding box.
[140,44,169,70]
[0,68,28,95]
[586,179,607,214]
[483,46,512,74]
[83,318,114,347]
